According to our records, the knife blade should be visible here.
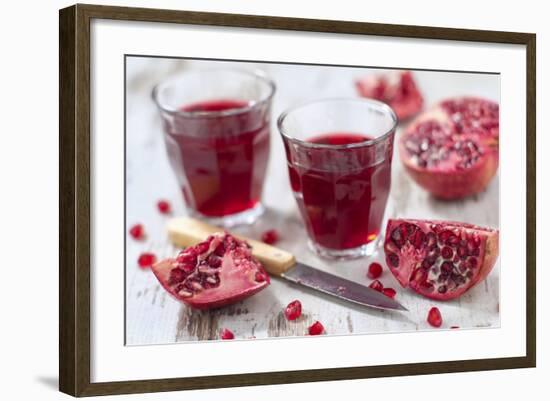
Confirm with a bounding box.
[167,217,408,312]
[282,262,407,311]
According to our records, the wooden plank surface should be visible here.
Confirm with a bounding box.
[125,57,500,345]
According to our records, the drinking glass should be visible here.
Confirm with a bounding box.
[153,69,275,227]
[278,98,397,259]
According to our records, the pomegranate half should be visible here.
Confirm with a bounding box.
[383,219,499,301]
[399,97,499,199]
[151,233,270,309]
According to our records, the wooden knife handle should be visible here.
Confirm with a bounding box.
[166,217,296,276]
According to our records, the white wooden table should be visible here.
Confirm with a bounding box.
[125,58,500,345]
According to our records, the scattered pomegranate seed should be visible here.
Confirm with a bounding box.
[138,252,156,269]
[427,307,443,328]
[261,229,279,245]
[308,321,325,335]
[157,200,171,214]
[369,280,384,292]
[220,328,234,340]
[367,262,383,279]
[129,224,144,240]
[284,300,302,321]
[382,287,396,299]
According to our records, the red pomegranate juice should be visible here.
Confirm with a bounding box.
[164,99,270,217]
[286,132,392,250]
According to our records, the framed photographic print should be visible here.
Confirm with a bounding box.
[59,3,536,397]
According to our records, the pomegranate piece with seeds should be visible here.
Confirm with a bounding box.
[220,328,234,340]
[129,224,144,240]
[151,233,270,309]
[427,307,443,328]
[367,262,383,279]
[157,200,171,214]
[284,300,302,321]
[382,287,396,299]
[261,229,279,245]
[308,321,325,335]
[356,70,424,120]
[138,252,156,269]
[383,218,499,301]
[399,97,499,199]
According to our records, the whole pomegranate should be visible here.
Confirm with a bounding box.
[151,233,270,309]
[399,97,499,199]
[356,70,424,120]
[383,219,499,301]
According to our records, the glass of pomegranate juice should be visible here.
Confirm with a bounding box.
[278,98,397,259]
[153,69,275,227]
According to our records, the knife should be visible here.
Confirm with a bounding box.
[166,217,407,312]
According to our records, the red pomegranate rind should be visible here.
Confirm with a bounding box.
[399,97,499,199]
[151,233,270,309]
[356,70,424,120]
[383,218,499,301]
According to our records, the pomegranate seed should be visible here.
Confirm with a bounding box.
[255,271,267,283]
[441,246,453,259]
[308,321,325,335]
[169,268,186,284]
[367,262,383,279]
[129,224,144,240]
[138,252,156,269]
[369,280,384,292]
[261,229,279,245]
[427,307,443,328]
[206,254,222,268]
[284,300,302,321]
[157,200,171,214]
[382,287,396,299]
[220,328,234,340]
[438,230,452,244]
[387,252,399,267]
[411,230,426,248]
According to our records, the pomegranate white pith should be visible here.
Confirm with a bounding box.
[383,219,499,301]
[151,233,270,309]
[399,97,499,199]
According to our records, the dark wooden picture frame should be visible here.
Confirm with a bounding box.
[59,3,536,397]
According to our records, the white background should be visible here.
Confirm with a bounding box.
[0,0,545,399]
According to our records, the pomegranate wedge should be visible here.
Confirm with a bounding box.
[356,70,424,120]
[383,219,499,301]
[151,233,270,309]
